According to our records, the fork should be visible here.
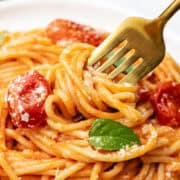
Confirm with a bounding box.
[88,0,180,84]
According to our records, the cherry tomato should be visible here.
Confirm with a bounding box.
[7,71,51,128]
[137,87,151,103]
[46,19,105,46]
[151,82,180,127]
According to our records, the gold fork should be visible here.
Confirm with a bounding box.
[88,0,180,84]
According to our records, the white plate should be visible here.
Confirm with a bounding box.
[0,0,179,64]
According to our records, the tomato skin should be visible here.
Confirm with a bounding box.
[7,71,51,128]
[137,87,151,103]
[46,19,104,46]
[151,82,180,127]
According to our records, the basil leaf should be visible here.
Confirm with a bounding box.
[89,119,141,151]
[0,32,7,44]
[124,65,134,74]
[114,57,134,74]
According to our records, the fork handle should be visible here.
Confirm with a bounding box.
[158,0,180,26]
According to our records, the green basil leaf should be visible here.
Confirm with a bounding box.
[0,32,7,44]
[124,65,134,74]
[114,57,134,74]
[89,119,141,151]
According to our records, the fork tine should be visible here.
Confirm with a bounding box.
[96,41,128,72]
[119,60,154,84]
[109,50,138,79]
[88,29,124,66]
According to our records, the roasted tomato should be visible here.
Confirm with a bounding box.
[137,87,151,103]
[7,71,51,128]
[46,19,105,46]
[151,82,180,127]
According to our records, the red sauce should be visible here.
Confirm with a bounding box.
[7,71,51,128]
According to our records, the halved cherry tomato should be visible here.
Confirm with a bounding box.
[7,71,51,128]
[46,19,105,46]
[151,82,180,127]
[137,87,151,103]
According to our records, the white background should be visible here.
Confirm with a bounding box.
[90,0,180,37]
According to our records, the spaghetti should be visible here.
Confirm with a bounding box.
[0,19,179,180]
